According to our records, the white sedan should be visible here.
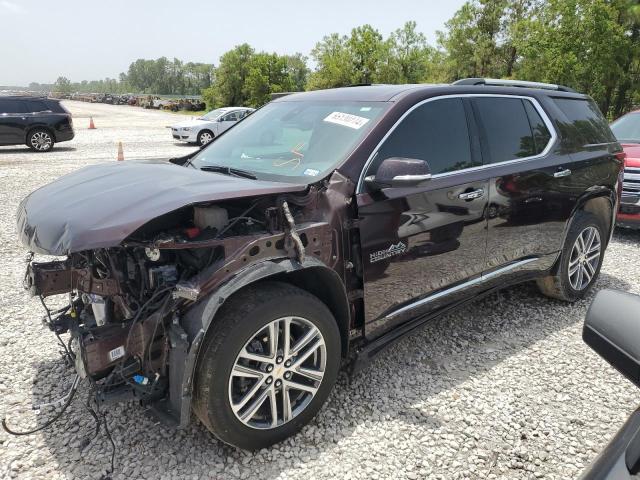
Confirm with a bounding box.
[170,107,255,146]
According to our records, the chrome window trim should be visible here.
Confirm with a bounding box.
[356,93,559,193]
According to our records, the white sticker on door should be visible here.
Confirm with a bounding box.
[323,111,370,130]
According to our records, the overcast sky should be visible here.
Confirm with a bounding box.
[0,0,466,86]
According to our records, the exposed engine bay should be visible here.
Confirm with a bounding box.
[21,177,354,416]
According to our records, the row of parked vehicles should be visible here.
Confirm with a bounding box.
[4,79,640,477]
[54,92,207,111]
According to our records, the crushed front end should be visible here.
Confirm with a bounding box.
[16,163,356,427]
[25,248,179,406]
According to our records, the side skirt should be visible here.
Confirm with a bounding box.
[349,272,540,375]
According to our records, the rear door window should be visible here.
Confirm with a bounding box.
[472,97,544,163]
[45,100,69,114]
[371,97,477,175]
[523,100,552,155]
[552,97,616,146]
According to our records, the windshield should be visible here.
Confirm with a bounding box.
[611,113,640,143]
[190,100,388,182]
[201,108,229,121]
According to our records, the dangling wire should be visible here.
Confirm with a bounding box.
[1,375,80,436]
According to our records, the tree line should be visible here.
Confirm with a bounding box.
[51,0,640,118]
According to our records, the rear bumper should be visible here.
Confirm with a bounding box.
[55,129,75,143]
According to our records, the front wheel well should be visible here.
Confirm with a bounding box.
[270,267,351,357]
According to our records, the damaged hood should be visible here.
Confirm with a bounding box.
[17,162,306,255]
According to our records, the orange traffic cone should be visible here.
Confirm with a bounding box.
[89,117,96,129]
[117,142,124,161]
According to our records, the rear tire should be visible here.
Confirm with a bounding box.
[193,281,341,450]
[27,128,54,152]
[536,211,606,301]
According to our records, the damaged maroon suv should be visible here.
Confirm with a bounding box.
[17,79,622,450]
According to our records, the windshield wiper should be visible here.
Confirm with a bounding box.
[199,165,257,180]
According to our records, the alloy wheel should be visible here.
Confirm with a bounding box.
[30,131,52,151]
[199,132,213,145]
[228,316,326,430]
[568,226,601,291]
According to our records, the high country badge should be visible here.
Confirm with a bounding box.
[369,242,407,263]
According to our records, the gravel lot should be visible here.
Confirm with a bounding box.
[1,100,640,479]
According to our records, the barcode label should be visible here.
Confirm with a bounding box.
[108,346,125,362]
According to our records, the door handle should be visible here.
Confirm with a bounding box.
[458,188,484,200]
[554,168,572,178]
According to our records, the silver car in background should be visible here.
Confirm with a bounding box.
[170,107,254,145]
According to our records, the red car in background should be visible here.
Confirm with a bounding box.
[611,111,640,228]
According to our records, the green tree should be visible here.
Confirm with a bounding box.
[347,24,386,84]
[377,21,437,83]
[284,53,310,92]
[202,44,255,107]
[307,33,354,89]
[53,76,72,94]
[609,0,640,117]
[515,0,629,114]
[244,53,289,106]
[438,0,511,80]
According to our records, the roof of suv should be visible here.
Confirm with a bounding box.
[273,83,586,103]
[0,95,57,102]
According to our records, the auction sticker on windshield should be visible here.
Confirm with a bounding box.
[324,111,370,129]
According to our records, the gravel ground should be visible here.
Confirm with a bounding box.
[1,100,640,479]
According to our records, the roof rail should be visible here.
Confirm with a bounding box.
[269,92,295,100]
[452,78,576,93]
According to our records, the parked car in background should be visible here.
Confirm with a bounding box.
[610,111,640,228]
[170,107,254,146]
[0,96,74,152]
[17,80,621,450]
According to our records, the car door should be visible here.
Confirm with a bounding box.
[0,99,29,145]
[356,97,490,339]
[218,111,239,134]
[471,95,582,275]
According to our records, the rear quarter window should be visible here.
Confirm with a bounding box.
[552,97,616,147]
[44,100,68,114]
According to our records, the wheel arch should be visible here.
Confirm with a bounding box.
[171,258,350,428]
[198,128,214,141]
[581,194,614,243]
[550,189,615,275]
[26,125,56,143]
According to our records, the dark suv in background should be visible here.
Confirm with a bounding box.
[0,96,74,152]
[17,78,622,450]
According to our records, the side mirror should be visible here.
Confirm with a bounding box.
[365,157,431,190]
[583,289,640,388]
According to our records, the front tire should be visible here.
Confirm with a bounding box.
[27,129,54,152]
[197,129,214,146]
[193,282,341,450]
[537,211,606,301]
